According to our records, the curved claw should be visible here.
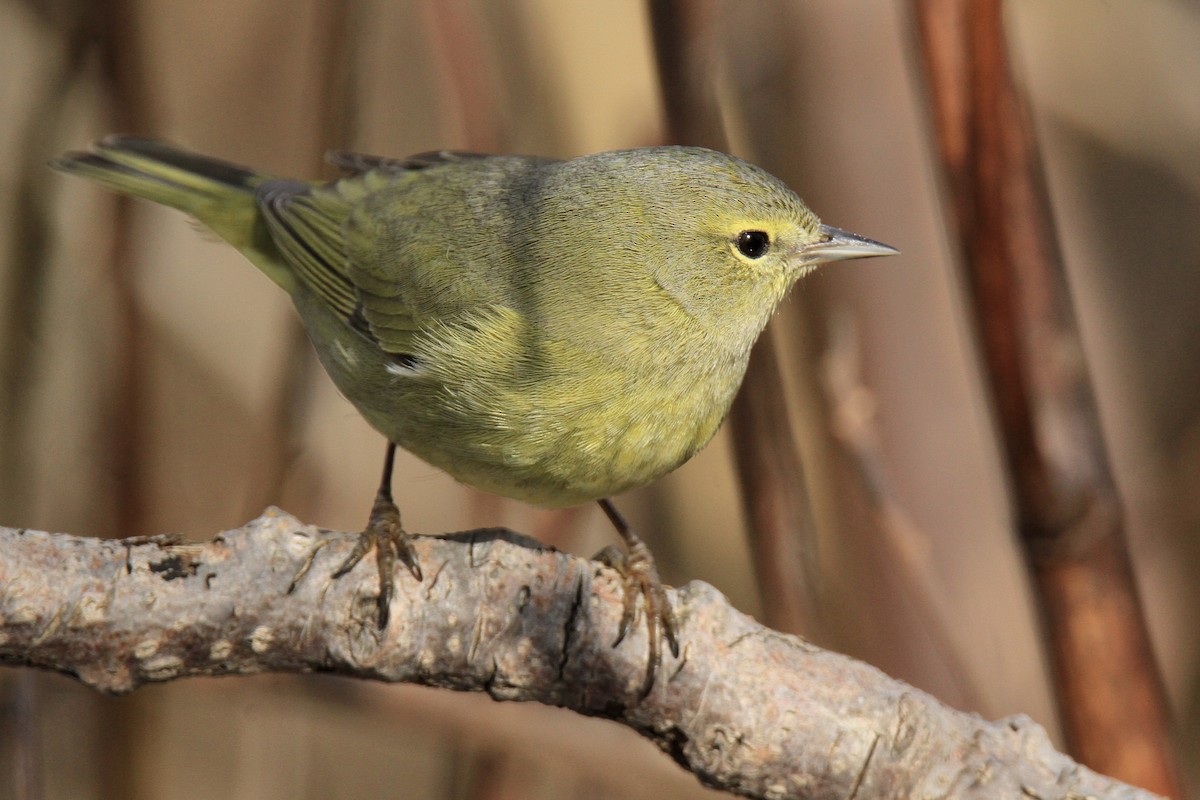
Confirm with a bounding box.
[594,533,679,698]
[330,494,422,629]
[289,442,420,629]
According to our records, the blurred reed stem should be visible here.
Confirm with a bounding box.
[0,2,94,528]
[245,0,363,519]
[646,0,820,637]
[910,0,1182,794]
[87,1,160,798]
[95,0,156,539]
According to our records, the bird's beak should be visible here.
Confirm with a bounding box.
[795,224,899,266]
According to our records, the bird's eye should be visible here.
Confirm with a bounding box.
[735,230,771,259]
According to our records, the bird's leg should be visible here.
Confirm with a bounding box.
[595,498,679,697]
[330,442,423,628]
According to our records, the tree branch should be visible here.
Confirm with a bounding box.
[0,511,1159,800]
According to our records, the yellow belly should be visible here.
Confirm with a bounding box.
[301,289,742,508]
[378,367,734,508]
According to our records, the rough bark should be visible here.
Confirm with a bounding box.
[0,510,1160,800]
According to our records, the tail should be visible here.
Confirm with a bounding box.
[51,136,295,291]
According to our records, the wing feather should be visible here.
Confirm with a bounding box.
[257,180,358,319]
[255,152,546,359]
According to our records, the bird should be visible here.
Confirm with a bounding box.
[52,137,897,694]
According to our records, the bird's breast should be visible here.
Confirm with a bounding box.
[499,337,745,506]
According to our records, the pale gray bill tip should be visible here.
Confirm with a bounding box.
[803,224,900,263]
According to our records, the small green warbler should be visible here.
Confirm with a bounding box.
[53,138,895,692]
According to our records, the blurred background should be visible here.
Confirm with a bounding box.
[1,0,1198,797]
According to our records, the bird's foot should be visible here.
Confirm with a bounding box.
[335,491,422,628]
[289,489,421,628]
[595,539,679,699]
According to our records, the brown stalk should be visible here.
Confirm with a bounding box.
[12,0,163,797]
[87,2,160,799]
[0,4,92,530]
[95,0,155,539]
[910,1,1181,794]
[420,0,505,153]
[821,316,986,712]
[646,0,820,636]
[245,0,360,519]
[4,7,135,799]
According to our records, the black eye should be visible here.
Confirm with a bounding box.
[735,230,771,259]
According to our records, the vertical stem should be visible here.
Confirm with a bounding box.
[646,0,819,635]
[420,0,505,152]
[96,0,156,538]
[90,4,159,799]
[246,0,361,519]
[10,673,41,800]
[647,0,725,151]
[910,1,1181,794]
[0,5,94,524]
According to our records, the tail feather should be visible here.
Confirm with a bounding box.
[51,136,263,216]
[52,137,296,291]
[94,135,262,190]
